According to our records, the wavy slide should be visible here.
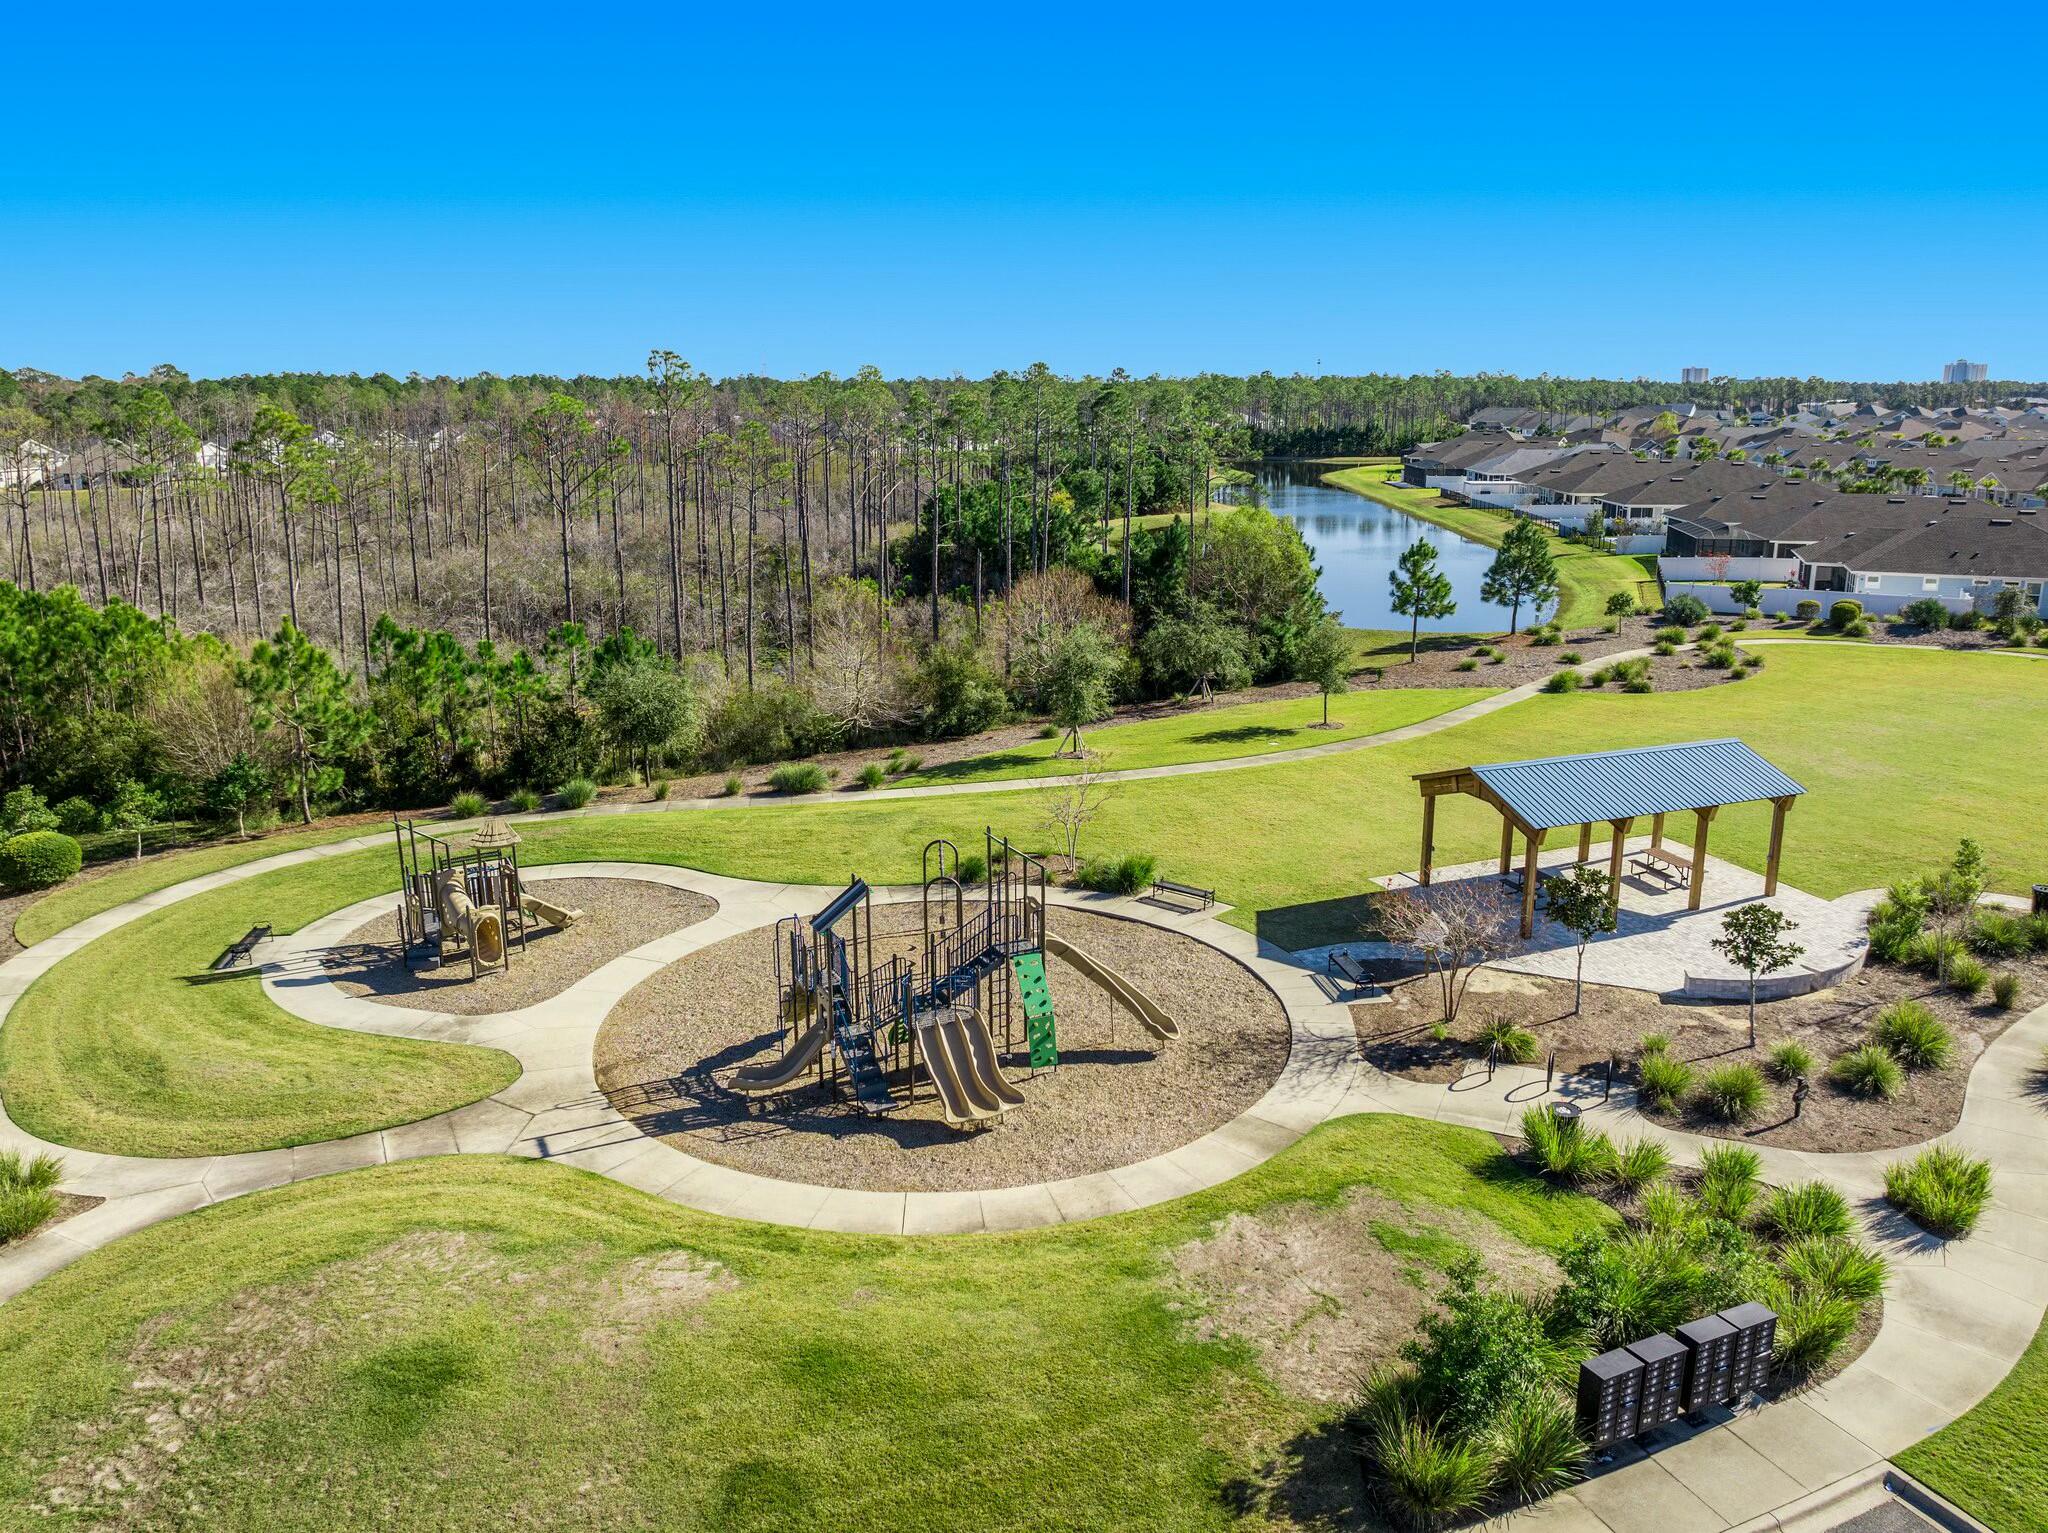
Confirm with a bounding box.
[917,1005,1024,1127]
[730,996,830,1093]
[1041,935,1180,1042]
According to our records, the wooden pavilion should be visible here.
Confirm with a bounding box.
[1412,738,1806,937]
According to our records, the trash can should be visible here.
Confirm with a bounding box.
[2035,885,2048,916]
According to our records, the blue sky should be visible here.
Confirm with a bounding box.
[6,3,2043,383]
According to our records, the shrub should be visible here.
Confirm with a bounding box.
[1696,1063,1767,1124]
[1946,953,1988,998]
[1780,1235,1889,1305]
[1520,1106,1613,1184]
[1653,625,1687,644]
[0,1186,60,1243]
[0,831,82,892]
[854,762,887,790]
[1078,851,1157,897]
[767,763,829,795]
[507,787,541,814]
[1993,972,2023,1010]
[1478,1018,1539,1065]
[1696,622,1723,641]
[0,786,58,835]
[1830,1045,1903,1100]
[53,796,98,835]
[956,853,987,886]
[1795,599,1822,622]
[1843,618,1872,637]
[1884,1145,1992,1238]
[1873,1000,1953,1070]
[1638,1052,1692,1113]
[1968,909,2035,958]
[1528,627,1560,647]
[1652,640,1677,657]
[1900,596,1951,629]
[892,753,924,776]
[701,681,837,765]
[1455,658,1479,672]
[0,1150,63,1191]
[1766,1041,1815,1081]
[1488,1390,1588,1503]
[1036,723,1060,739]
[1665,594,1709,626]
[1698,1144,1763,1223]
[1542,670,1581,694]
[556,777,598,809]
[1610,1138,1671,1196]
[449,789,489,819]
[1558,650,1583,665]
[1638,1031,1671,1056]
[1948,608,1983,632]
[1828,599,1863,628]
[1638,1184,1697,1233]
[1774,1288,1861,1374]
[1700,642,1739,669]
[720,773,744,797]
[1759,1181,1853,1241]
[1367,1413,1495,1531]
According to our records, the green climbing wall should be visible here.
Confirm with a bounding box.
[1011,950,1058,1068]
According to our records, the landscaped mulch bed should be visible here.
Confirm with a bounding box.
[1358,955,2045,1153]
[1363,614,1759,693]
[593,904,1291,1193]
[327,878,716,1016]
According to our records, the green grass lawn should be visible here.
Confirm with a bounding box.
[0,1118,1612,1531]
[1898,1307,2048,1531]
[893,686,1493,787]
[1322,464,1660,629]
[0,850,520,1158]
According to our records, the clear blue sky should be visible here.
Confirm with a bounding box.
[7,3,2043,383]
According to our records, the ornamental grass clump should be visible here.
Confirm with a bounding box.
[1609,1138,1671,1196]
[556,777,598,809]
[1758,1181,1853,1241]
[1884,1145,1992,1238]
[1477,1018,1538,1064]
[1698,1144,1763,1223]
[1637,1052,1692,1114]
[1830,1044,1904,1100]
[1872,1000,1953,1070]
[1695,1063,1767,1124]
[1766,1041,1814,1081]
[766,763,829,794]
[1519,1105,1614,1185]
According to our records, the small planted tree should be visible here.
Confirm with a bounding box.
[1926,837,1988,982]
[1480,519,1559,635]
[1041,755,1112,871]
[1041,622,1118,756]
[1730,578,1763,612]
[1603,591,1637,621]
[105,779,164,862]
[203,753,272,839]
[1544,863,1617,1013]
[1377,882,1519,1024]
[1710,903,1805,1046]
[1389,539,1457,662]
[1292,610,1351,727]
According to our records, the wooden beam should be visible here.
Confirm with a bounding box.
[1577,822,1593,862]
[1765,795,1791,895]
[1420,794,1437,887]
[1521,828,1545,938]
[1651,811,1667,852]
[1688,806,1717,911]
[1606,817,1634,929]
[1498,814,1515,876]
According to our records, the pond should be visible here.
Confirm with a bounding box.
[1258,464,1519,634]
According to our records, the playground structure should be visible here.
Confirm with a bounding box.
[732,828,1180,1130]
[391,815,585,979]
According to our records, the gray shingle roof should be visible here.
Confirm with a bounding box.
[1468,738,1805,830]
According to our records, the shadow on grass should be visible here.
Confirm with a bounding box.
[897,750,1055,783]
[1186,725,1300,746]
[1219,1416,1370,1530]
[1257,894,1388,954]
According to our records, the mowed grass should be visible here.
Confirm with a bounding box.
[894,685,1493,786]
[0,851,519,1158]
[1321,463,1660,628]
[0,1119,1612,1531]
[1898,1307,2048,1531]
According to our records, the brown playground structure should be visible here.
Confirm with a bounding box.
[391,814,585,979]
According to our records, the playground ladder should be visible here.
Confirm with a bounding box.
[1010,951,1058,1069]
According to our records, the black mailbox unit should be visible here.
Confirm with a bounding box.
[1676,1313,1737,1411]
[1718,1303,1778,1395]
[1576,1347,1644,1447]
[1626,1333,1688,1431]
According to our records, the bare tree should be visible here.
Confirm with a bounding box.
[1040,754,1113,873]
[1374,882,1519,1024]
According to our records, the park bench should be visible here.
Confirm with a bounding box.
[1633,847,1694,889]
[1150,877,1215,911]
[1327,950,1373,993]
[211,924,272,971]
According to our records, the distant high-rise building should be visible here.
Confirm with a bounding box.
[1681,366,1709,385]
[1943,359,1988,384]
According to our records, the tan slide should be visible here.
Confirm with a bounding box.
[917,1006,1018,1126]
[1042,935,1180,1041]
[519,892,584,928]
[731,998,830,1094]
[437,871,505,967]
[952,1007,1026,1109]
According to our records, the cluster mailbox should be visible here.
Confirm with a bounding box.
[1576,1304,1777,1449]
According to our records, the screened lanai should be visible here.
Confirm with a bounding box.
[1412,738,1806,937]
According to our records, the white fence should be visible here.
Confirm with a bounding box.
[1661,581,1970,618]
[1657,556,1798,583]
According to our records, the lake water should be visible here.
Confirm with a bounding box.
[1260,464,1519,634]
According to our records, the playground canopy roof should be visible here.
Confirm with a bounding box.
[1414,738,1805,833]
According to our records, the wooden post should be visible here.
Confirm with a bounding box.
[1688,806,1717,911]
[1764,796,1791,895]
[1651,811,1667,852]
[1498,815,1514,876]
[1420,794,1437,887]
[1520,828,1545,938]
[1606,816,1634,927]
[1577,822,1593,863]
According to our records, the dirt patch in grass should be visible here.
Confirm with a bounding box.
[594,903,1292,1193]
[1167,1188,1561,1404]
[1358,956,2044,1153]
[36,1231,733,1524]
[326,877,715,1015]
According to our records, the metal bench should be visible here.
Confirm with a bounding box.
[1327,950,1372,993]
[1150,877,1215,911]
[211,924,272,971]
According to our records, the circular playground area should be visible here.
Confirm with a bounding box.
[327,877,717,1015]
[593,900,1291,1194]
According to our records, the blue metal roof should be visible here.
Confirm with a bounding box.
[1470,738,1804,830]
